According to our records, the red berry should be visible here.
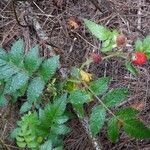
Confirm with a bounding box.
[91,53,102,63]
[131,52,147,65]
[116,34,126,47]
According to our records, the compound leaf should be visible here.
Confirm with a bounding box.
[89,105,106,136]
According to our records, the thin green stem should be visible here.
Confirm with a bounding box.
[80,59,93,70]
[84,83,116,117]
[103,52,128,60]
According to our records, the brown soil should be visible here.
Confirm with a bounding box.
[0,0,150,150]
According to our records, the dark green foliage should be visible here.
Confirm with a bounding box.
[115,108,139,120]
[69,90,91,105]
[89,105,106,136]
[89,77,111,96]
[102,88,128,108]
[107,117,119,143]
[0,39,59,111]
[11,112,39,148]
[107,107,150,142]
[11,94,69,149]
[123,119,150,139]
[83,19,112,41]
[24,45,43,74]
[83,19,119,52]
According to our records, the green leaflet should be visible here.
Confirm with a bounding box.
[54,115,69,124]
[20,101,32,114]
[51,124,70,135]
[143,34,150,51]
[72,103,85,118]
[27,77,45,103]
[0,60,19,80]
[38,94,68,137]
[101,43,114,52]
[51,94,67,116]
[135,39,143,51]
[17,141,26,148]
[70,67,80,79]
[102,88,128,108]
[124,119,150,139]
[40,140,52,150]
[9,39,24,65]
[0,94,7,106]
[115,108,139,120]
[0,48,8,60]
[4,72,29,94]
[89,105,106,136]
[125,61,139,76]
[89,77,111,96]
[83,19,111,41]
[34,95,68,149]
[53,146,63,150]
[12,112,39,149]
[24,45,43,75]
[69,90,91,105]
[39,56,60,83]
[107,117,119,143]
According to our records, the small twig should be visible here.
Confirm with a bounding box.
[0,137,10,150]
[72,31,99,49]
[85,83,115,117]
[76,115,103,150]
[137,0,142,30]
[33,1,45,13]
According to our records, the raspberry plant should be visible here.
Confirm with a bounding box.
[66,67,150,142]
[0,39,59,113]
[83,19,150,75]
[0,37,150,150]
[11,94,69,149]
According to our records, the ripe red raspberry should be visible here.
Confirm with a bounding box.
[116,34,126,47]
[91,53,102,63]
[131,52,147,65]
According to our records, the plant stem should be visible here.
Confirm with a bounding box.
[102,52,128,60]
[84,83,116,117]
[80,59,93,70]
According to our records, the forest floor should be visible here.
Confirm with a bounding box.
[0,0,150,150]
